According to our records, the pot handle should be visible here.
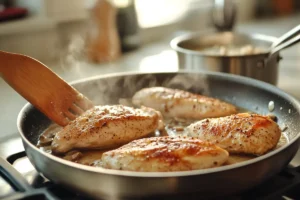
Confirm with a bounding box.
[270,33,300,56]
[263,25,300,67]
[271,24,300,49]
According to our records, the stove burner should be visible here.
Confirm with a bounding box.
[1,151,300,200]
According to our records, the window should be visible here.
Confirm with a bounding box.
[135,0,192,28]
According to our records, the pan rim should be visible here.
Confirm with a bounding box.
[17,70,300,178]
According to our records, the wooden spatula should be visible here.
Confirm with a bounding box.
[0,50,94,126]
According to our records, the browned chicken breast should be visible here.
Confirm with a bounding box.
[132,87,237,120]
[186,113,281,155]
[99,136,229,172]
[51,105,164,154]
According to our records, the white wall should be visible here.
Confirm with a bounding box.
[0,0,89,62]
[0,0,257,62]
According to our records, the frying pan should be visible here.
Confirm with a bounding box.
[15,71,300,199]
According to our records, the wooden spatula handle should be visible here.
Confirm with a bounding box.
[0,51,79,126]
[0,51,67,94]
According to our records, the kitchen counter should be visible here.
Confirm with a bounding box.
[0,14,299,145]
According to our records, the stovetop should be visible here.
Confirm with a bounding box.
[1,148,300,200]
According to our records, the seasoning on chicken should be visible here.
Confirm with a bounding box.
[186,113,281,155]
[132,87,237,120]
[99,136,229,172]
[51,105,164,154]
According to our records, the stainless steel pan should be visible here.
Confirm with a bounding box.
[12,71,300,199]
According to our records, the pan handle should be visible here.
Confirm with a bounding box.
[0,156,59,200]
[0,156,31,192]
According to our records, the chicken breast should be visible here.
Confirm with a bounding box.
[51,105,164,154]
[99,136,229,172]
[186,113,281,155]
[132,87,237,120]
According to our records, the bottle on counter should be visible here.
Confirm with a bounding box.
[114,0,141,52]
[85,0,121,63]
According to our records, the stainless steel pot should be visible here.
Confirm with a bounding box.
[171,26,300,85]
[171,31,280,85]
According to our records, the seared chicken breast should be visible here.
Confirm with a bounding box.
[51,105,164,154]
[99,136,229,172]
[132,87,237,120]
[186,113,281,155]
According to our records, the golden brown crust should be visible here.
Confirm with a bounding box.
[194,113,274,137]
[100,136,229,172]
[51,105,163,154]
[149,87,214,101]
[187,113,282,155]
[115,136,222,160]
[132,87,237,119]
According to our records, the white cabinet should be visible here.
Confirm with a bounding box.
[44,0,88,22]
[0,0,89,62]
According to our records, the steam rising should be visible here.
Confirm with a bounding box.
[59,35,89,80]
[59,31,118,81]
[73,73,211,106]
[58,35,211,107]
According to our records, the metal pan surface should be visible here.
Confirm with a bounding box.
[17,71,300,199]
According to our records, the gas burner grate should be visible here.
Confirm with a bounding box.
[1,151,300,200]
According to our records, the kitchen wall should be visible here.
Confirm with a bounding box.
[0,0,257,63]
[0,0,88,62]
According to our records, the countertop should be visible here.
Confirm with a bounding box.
[0,14,299,144]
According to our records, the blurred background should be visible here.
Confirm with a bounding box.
[0,0,299,140]
[0,0,298,63]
